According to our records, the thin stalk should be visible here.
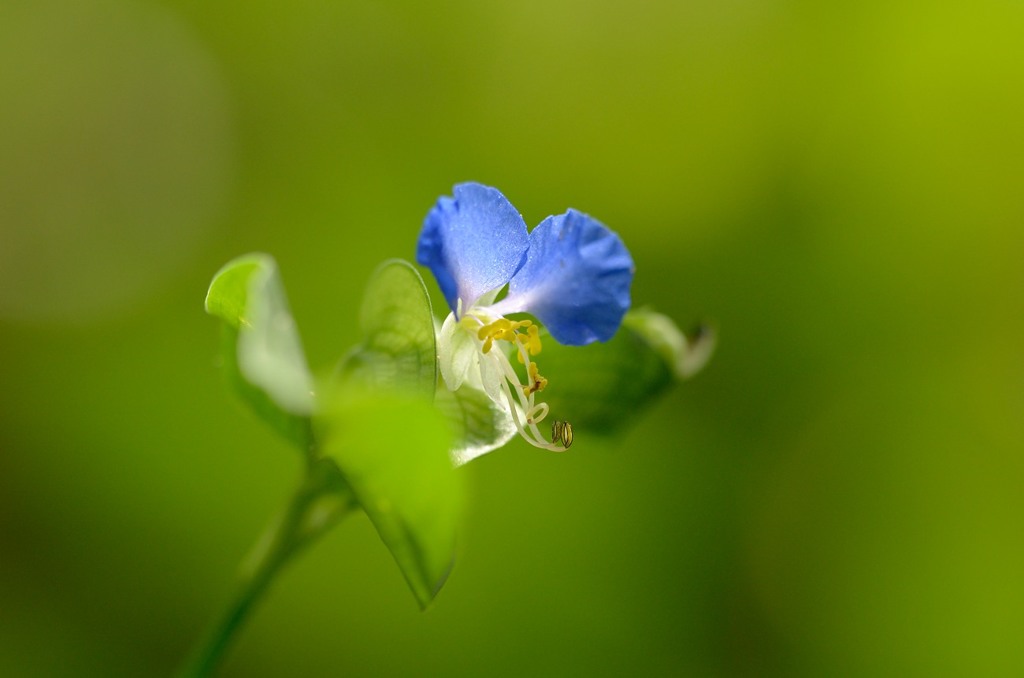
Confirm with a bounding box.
[177,459,354,678]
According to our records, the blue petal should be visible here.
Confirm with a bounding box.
[416,183,530,314]
[491,209,634,345]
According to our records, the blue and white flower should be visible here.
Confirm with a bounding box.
[417,182,634,455]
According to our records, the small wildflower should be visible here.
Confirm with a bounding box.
[418,182,634,454]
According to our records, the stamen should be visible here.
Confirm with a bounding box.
[523,361,548,395]
[526,402,549,425]
[551,420,574,449]
[485,335,563,451]
[463,310,567,452]
[525,324,542,355]
[477,318,511,341]
[477,318,543,361]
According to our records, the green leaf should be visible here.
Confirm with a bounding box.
[534,309,713,436]
[322,259,460,607]
[338,259,436,398]
[205,253,315,450]
[317,389,460,609]
[435,384,516,466]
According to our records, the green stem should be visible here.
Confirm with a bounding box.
[177,459,354,678]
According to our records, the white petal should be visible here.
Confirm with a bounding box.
[437,312,475,391]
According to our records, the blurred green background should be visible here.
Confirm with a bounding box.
[2,0,1023,675]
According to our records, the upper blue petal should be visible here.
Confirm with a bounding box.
[416,182,530,314]
[491,209,634,345]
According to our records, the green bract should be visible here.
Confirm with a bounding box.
[337,259,437,398]
[205,254,316,451]
[528,308,714,435]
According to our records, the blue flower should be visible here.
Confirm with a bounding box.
[418,182,634,346]
[417,182,634,455]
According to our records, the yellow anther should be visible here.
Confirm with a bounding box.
[477,317,544,363]
[526,324,542,355]
[522,361,548,395]
[513,324,543,359]
[477,318,512,341]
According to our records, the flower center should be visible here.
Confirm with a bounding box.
[459,313,571,450]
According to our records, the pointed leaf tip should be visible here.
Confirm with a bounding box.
[317,391,461,608]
